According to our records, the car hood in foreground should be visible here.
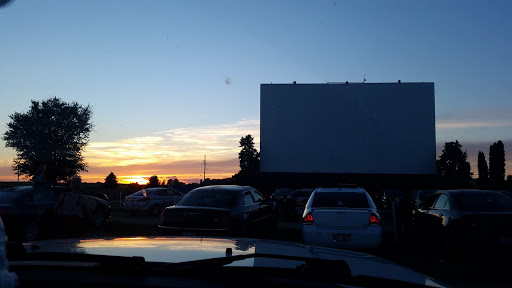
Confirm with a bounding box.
[19,236,447,287]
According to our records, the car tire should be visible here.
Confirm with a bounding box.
[23,220,39,241]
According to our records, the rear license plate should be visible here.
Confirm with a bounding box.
[333,234,351,243]
[182,231,196,236]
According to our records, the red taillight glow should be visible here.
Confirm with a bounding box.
[369,213,380,226]
[303,212,314,224]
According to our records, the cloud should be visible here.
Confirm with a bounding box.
[84,120,259,167]
[436,120,512,129]
[79,120,259,183]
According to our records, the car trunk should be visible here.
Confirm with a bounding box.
[162,207,233,229]
[311,208,372,230]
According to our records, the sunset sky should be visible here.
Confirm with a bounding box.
[1,0,511,184]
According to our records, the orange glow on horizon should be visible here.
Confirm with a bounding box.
[119,176,150,185]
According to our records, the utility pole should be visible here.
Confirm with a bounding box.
[203,155,206,182]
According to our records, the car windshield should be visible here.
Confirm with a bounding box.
[312,192,370,209]
[452,192,512,212]
[178,189,237,208]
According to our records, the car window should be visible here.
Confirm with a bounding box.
[243,192,255,206]
[311,192,370,208]
[170,190,181,196]
[453,192,512,212]
[178,189,237,208]
[251,191,264,203]
[155,189,173,196]
[433,194,449,209]
[420,194,439,209]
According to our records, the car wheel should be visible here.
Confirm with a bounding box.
[91,209,107,227]
[23,220,39,241]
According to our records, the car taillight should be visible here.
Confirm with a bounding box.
[137,197,150,202]
[303,212,314,225]
[369,213,380,226]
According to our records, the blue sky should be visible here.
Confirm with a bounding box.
[0,0,511,183]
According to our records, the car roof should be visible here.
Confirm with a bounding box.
[436,189,506,194]
[314,186,365,193]
[191,185,255,193]
[0,186,35,193]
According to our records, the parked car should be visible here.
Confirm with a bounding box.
[412,189,512,260]
[4,231,449,288]
[301,186,382,250]
[0,185,111,241]
[158,185,275,236]
[283,188,314,218]
[80,189,109,201]
[123,187,184,216]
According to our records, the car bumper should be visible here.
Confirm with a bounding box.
[302,225,382,249]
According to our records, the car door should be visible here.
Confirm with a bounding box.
[426,193,450,238]
[413,193,439,236]
[153,189,174,208]
[242,191,258,227]
[250,190,271,224]
[169,189,183,205]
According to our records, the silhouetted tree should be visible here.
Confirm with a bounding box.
[2,97,93,184]
[437,141,473,188]
[489,140,506,187]
[233,134,260,186]
[147,175,160,188]
[477,151,489,187]
[168,178,184,186]
[104,172,118,188]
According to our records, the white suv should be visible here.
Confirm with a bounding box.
[301,186,382,250]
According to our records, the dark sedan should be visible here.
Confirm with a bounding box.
[158,185,275,236]
[412,189,512,259]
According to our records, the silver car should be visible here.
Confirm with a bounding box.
[123,187,184,216]
[301,186,382,250]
